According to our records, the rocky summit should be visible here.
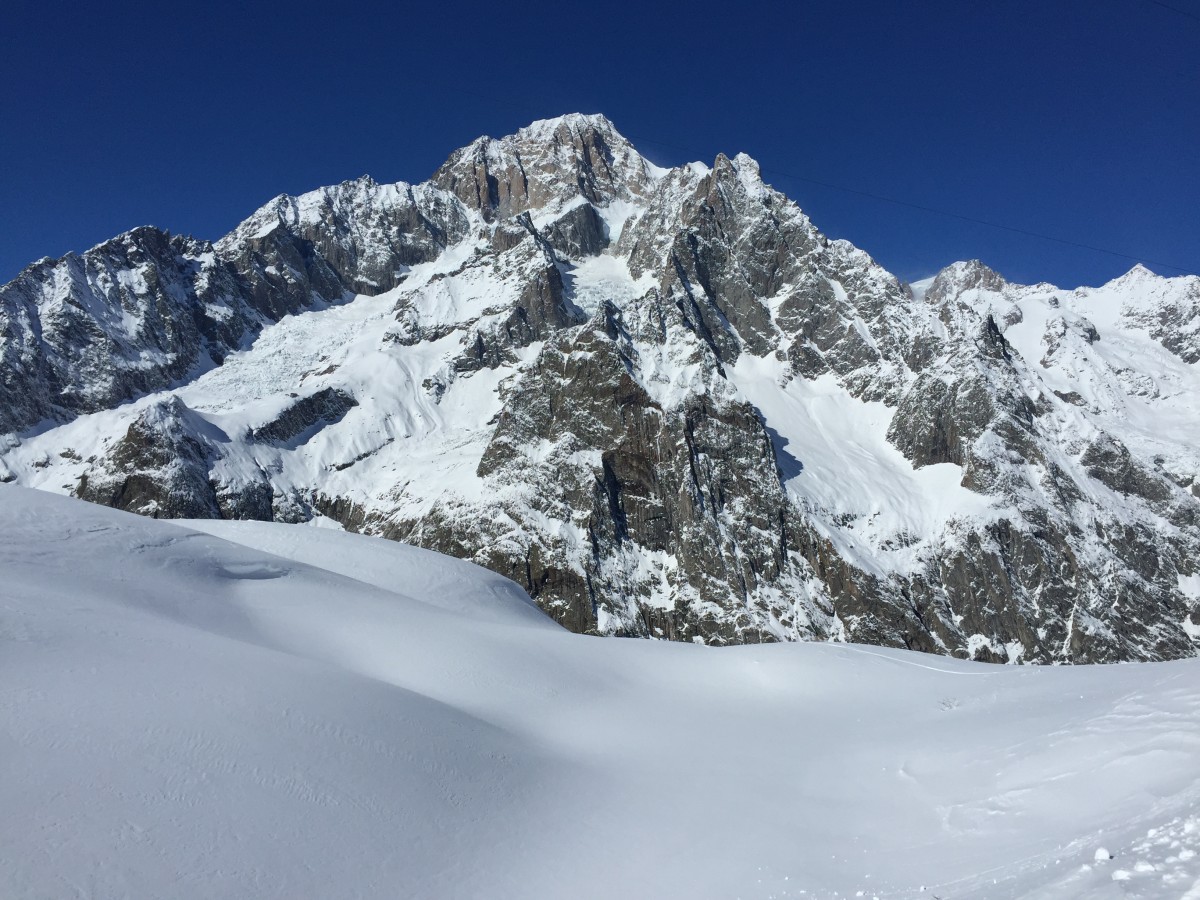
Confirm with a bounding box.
[3,113,1199,663]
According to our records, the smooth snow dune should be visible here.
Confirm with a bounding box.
[2,486,1199,899]
[178,517,553,628]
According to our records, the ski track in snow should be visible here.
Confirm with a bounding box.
[2,485,1198,899]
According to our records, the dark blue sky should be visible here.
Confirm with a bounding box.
[2,0,1196,287]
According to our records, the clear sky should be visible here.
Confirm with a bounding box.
[2,0,1196,287]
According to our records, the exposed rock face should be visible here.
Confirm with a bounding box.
[441,302,817,643]
[431,113,656,221]
[3,113,1199,663]
[76,397,224,519]
[249,388,359,445]
[215,176,471,303]
[0,178,468,436]
[0,228,253,435]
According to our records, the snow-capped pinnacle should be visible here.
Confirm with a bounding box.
[443,112,638,172]
[924,259,1007,306]
[431,113,657,220]
[214,173,437,262]
[944,258,1006,285]
[1105,262,1162,288]
[515,112,624,142]
[730,151,760,172]
[338,173,378,190]
[87,225,173,254]
[710,151,768,199]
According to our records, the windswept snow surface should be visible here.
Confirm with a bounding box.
[3,486,1199,899]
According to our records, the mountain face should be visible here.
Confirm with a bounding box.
[3,113,1199,663]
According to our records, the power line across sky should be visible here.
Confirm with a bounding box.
[623,132,1196,276]
[1,0,1196,288]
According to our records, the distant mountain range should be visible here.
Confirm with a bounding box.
[3,112,1198,663]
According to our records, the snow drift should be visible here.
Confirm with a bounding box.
[2,485,1198,898]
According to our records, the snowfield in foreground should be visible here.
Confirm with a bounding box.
[3,486,1198,899]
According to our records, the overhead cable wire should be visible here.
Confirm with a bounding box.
[624,131,1196,275]
[1143,0,1200,23]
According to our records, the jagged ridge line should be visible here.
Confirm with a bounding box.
[375,95,1196,277]
[622,131,1196,275]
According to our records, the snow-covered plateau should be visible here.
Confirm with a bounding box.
[2,113,1199,662]
[3,486,1199,899]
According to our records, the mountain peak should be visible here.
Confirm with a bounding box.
[1105,262,1162,287]
[431,113,655,220]
[514,112,623,141]
[712,151,768,199]
[924,258,1007,305]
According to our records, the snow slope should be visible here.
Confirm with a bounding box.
[729,354,1002,577]
[3,485,1198,899]
[2,114,1198,661]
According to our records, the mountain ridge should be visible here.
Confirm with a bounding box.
[3,113,1199,663]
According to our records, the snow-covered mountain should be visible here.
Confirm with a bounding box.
[4,485,1199,899]
[3,113,1199,663]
